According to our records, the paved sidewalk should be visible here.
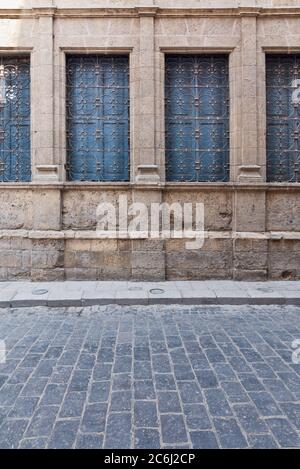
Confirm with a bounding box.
[0,281,299,308]
[0,304,300,449]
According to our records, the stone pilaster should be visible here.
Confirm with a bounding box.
[31,7,62,235]
[131,5,165,280]
[238,14,262,183]
[32,8,58,182]
[135,5,160,184]
[233,14,266,237]
[233,14,267,279]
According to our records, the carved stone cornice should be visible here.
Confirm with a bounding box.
[135,7,159,17]
[1,6,300,19]
[32,7,57,17]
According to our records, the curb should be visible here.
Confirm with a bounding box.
[1,297,300,308]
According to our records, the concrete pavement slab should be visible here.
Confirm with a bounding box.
[1,280,300,307]
[0,287,19,307]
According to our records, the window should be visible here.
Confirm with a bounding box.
[266,55,300,182]
[66,55,129,182]
[0,56,30,182]
[165,55,229,182]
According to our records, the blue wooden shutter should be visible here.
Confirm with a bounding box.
[266,55,300,182]
[66,55,129,181]
[165,55,229,182]
[0,57,30,182]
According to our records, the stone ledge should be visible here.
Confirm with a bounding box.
[1,230,300,240]
[0,182,300,191]
[1,6,300,19]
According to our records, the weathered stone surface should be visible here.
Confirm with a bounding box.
[32,191,61,231]
[233,269,268,281]
[62,190,132,230]
[31,268,65,282]
[234,239,268,252]
[267,193,300,231]
[31,251,64,269]
[65,268,98,281]
[0,251,23,268]
[31,240,64,252]
[0,267,8,280]
[0,191,33,230]
[234,252,268,270]
[164,191,233,231]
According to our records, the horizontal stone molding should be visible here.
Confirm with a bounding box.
[1,7,300,19]
[1,230,300,240]
[0,183,300,191]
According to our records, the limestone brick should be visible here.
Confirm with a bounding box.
[267,193,300,231]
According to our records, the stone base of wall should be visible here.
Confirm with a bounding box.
[1,235,300,282]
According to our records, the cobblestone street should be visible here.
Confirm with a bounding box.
[0,304,300,449]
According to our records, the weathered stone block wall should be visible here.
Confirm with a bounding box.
[0,0,299,281]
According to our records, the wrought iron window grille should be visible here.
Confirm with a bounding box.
[0,56,31,182]
[266,54,300,183]
[165,54,230,183]
[66,55,130,182]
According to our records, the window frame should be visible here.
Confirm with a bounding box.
[158,48,234,185]
[265,52,300,183]
[65,53,130,182]
[164,51,230,184]
[59,48,133,185]
[0,50,32,184]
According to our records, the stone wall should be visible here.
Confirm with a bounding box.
[0,0,299,281]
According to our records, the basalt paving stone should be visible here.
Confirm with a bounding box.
[213,418,248,449]
[134,428,160,449]
[59,391,86,418]
[248,434,278,449]
[0,419,29,449]
[157,391,182,413]
[133,361,153,379]
[0,304,300,449]
[161,414,188,444]
[19,437,48,449]
[184,404,212,430]
[104,412,131,449]
[75,433,104,449]
[190,431,218,449]
[134,400,158,428]
[48,419,80,449]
